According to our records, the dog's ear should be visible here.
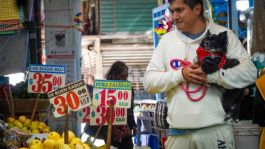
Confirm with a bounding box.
[218,31,227,40]
[217,31,228,53]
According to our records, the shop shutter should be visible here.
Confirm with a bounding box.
[100,0,156,34]
[100,35,153,90]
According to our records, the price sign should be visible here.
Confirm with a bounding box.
[28,64,66,93]
[93,80,132,108]
[89,105,127,125]
[78,106,91,123]
[48,80,91,117]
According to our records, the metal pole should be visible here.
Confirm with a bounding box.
[29,21,37,64]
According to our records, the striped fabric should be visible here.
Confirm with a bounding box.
[0,0,23,35]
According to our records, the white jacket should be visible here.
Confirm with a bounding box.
[143,21,257,129]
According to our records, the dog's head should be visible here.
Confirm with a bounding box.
[200,30,228,55]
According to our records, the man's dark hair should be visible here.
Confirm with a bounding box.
[169,0,204,19]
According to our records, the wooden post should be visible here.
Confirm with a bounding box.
[252,0,265,54]
[106,102,114,149]
[7,86,15,117]
[64,106,69,144]
[30,92,41,121]
[3,86,15,117]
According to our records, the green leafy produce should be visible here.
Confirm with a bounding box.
[11,81,47,99]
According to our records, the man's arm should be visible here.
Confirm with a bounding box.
[143,37,185,93]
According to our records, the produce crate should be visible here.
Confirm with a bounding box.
[13,98,50,113]
[0,98,50,120]
[15,99,50,121]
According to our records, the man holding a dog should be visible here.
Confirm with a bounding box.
[143,0,257,148]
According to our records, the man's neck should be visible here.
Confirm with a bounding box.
[186,19,206,35]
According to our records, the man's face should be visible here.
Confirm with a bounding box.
[169,0,201,32]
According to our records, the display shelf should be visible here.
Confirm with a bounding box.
[136,110,167,149]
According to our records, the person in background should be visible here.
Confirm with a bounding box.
[143,0,257,149]
[86,75,94,98]
[105,61,137,149]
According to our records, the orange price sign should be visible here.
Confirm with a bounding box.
[89,105,127,125]
[48,80,91,117]
[28,64,66,93]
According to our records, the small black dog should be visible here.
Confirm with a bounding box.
[196,30,239,74]
[196,30,245,121]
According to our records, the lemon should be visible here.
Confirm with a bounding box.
[62,130,76,142]
[48,131,61,140]
[29,145,43,149]
[7,117,15,123]
[18,115,27,123]
[42,127,50,133]
[57,138,65,148]
[43,139,59,149]
[59,144,71,149]
[31,121,39,127]
[14,121,23,129]
[30,125,38,130]
[82,143,91,149]
[22,127,28,132]
[29,139,43,148]
[31,129,40,134]
[8,122,15,128]
[75,143,83,149]
[38,122,47,128]
[69,138,82,149]
[38,123,46,132]
[23,119,31,127]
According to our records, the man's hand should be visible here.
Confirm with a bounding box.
[182,64,207,84]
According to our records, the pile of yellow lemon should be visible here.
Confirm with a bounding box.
[7,115,50,134]
[20,131,91,149]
